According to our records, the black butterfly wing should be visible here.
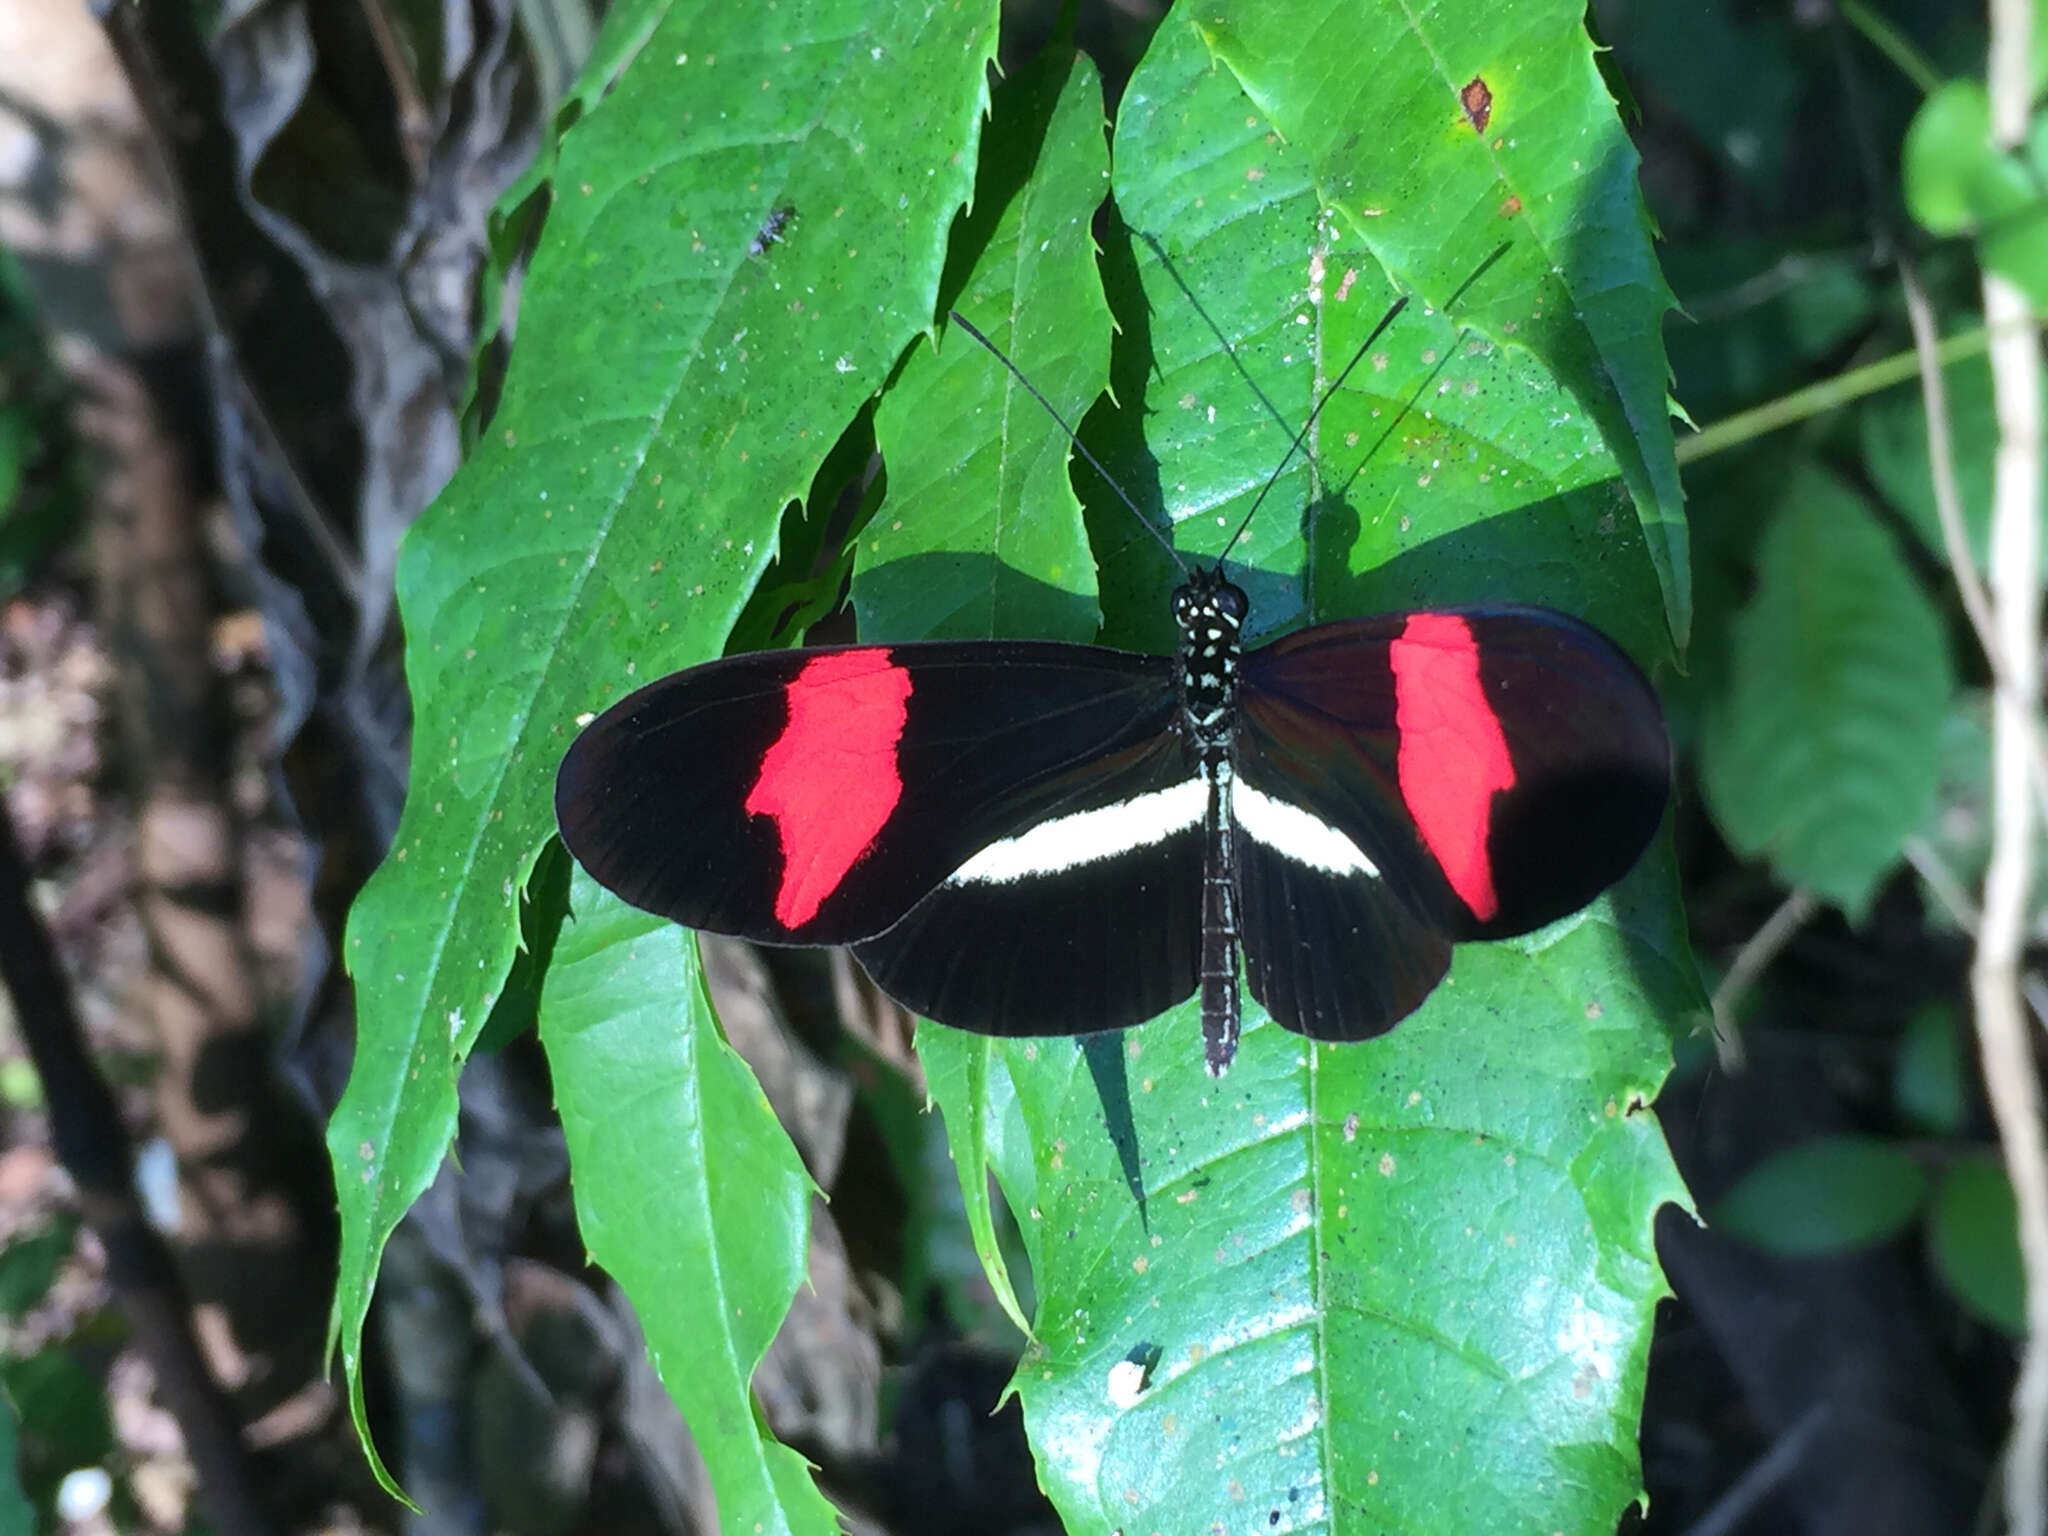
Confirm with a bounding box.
[557,641,1186,948]
[1235,606,1668,1041]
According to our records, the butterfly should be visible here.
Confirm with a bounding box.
[555,308,1669,1074]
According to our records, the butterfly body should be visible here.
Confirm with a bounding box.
[555,565,1668,1074]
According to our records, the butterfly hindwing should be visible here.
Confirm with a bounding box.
[1232,807,1453,1042]
[556,641,1182,946]
[854,732,1206,1035]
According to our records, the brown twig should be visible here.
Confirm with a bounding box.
[1900,257,2004,671]
[1707,888,1818,1072]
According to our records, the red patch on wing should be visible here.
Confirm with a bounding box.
[744,650,912,930]
[1390,615,1516,921]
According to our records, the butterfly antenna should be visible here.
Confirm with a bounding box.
[1214,294,1409,566]
[1212,240,1514,567]
[1137,231,1294,441]
[946,312,1189,575]
[1328,244,1513,507]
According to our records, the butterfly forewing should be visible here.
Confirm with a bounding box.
[1237,604,1669,943]
[1443,609,1672,939]
[556,641,1182,946]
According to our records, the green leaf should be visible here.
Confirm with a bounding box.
[1893,1004,1969,1137]
[539,870,834,1532]
[2028,108,2048,186]
[1903,81,2036,236]
[917,1028,1033,1340]
[1901,80,2048,304]
[856,1028,1027,1342]
[1189,0,1691,649]
[0,1219,75,1321]
[1712,1136,1928,1257]
[1101,16,1671,672]
[1929,1154,2024,1335]
[1084,97,1693,1533]
[0,1350,111,1501]
[863,48,1112,644]
[326,0,1002,1485]
[1980,203,2048,307]
[0,1387,32,1536]
[936,848,1693,1536]
[1699,465,1955,919]
[464,0,671,441]
[472,837,571,1054]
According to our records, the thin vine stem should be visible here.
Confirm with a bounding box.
[1677,325,1990,464]
[1839,0,1946,97]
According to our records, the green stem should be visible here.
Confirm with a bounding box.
[1839,0,1945,97]
[1677,326,1989,464]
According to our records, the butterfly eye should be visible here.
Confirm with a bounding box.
[1213,584,1248,623]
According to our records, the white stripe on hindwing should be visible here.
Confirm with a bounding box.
[1234,780,1381,877]
[941,767,1377,886]
[947,778,1208,884]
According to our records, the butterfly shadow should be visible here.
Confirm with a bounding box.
[851,548,1106,646]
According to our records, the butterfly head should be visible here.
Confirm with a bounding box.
[1171,567,1249,638]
